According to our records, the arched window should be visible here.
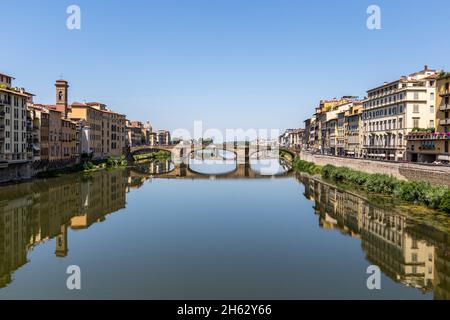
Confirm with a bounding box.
[59,91,63,101]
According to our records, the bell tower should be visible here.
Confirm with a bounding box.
[55,79,69,119]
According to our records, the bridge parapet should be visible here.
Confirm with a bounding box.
[129,142,287,165]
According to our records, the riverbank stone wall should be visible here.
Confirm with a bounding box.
[300,152,450,187]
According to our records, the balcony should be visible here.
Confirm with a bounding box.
[440,119,450,126]
[439,89,450,97]
[407,132,450,141]
[440,104,450,111]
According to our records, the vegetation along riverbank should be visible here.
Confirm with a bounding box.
[37,156,128,178]
[291,157,450,214]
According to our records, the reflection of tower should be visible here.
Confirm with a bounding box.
[55,224,69,258]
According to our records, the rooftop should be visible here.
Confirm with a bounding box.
[0,72,15,80]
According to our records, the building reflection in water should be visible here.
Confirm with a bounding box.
[299,174,450,300]
[0,169,128,288]
[1,165,449,299]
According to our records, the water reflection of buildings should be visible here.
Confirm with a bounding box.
[300,175,450,300]
[0,169,128,288]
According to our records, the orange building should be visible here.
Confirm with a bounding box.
[69,102,126,159]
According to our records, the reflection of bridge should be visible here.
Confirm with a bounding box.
[129,142,298,165]
[130,163,292,180]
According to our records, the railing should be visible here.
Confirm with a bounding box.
[440,119,450,126]
[440,104,450,111]
[407,132,450,140]
[439,89,450,96]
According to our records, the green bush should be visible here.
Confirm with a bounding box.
[439,190,450,213]
[424,187,447,209]
[293,158,322,175]
[83,161,95,170]
[364,174,397,194]
[394,181,430,204]
[107,156,128,167]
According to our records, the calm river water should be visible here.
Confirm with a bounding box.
[0,158,449,299]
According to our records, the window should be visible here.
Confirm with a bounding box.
[430,106,434,113]
[413,118,420,128]
[430,92,434,100]
[413,105,419,113]
[429,120,434,128]
[414,92,419,100]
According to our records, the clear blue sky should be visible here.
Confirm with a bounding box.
[1,0,449,134]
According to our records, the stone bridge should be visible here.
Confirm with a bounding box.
[129,142,297,165]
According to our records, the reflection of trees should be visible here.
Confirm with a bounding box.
[133,160,173,175]
[299,174,450,299]
[0,169,129,288]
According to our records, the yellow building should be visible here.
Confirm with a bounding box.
[310,97,355,153]
[344,103,363,157]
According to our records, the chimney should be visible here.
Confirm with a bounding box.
[424,65,429,71]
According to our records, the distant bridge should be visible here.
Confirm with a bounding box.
[129,143,298,165]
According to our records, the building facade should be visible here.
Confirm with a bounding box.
[344,103,363,158]
[406,73,450,163]
[126,121,144,147]
[0,73,30,163]
[69,101,126,159]
[362,66,438,161]
[155,130,171,146]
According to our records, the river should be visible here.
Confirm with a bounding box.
[0,156,449,299]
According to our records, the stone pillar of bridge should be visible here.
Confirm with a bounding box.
[235,145,250,165]
[171,144,185,165]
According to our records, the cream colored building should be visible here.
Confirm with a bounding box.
[362,66,438,161]
[0,73,31,163]
[406,73,450,163]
